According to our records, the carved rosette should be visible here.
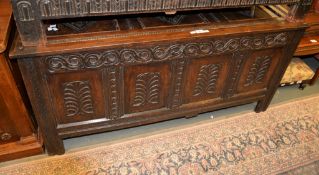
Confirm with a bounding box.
[45,33,288,73]
[1,132,12,141]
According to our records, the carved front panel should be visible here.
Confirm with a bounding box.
[63,81,94,117]
[237,49,282,94]
[132,72,161,107]
[44,32,289,72]
[125,63,170,114]
[48,71,106,124]
[38,30,295,138]
[192,64,221,97]
[184,55,231,103]
[244,56,272,87]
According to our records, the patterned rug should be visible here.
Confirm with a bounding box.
[1,96,319,175]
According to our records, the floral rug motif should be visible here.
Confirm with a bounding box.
[1,96,319,175]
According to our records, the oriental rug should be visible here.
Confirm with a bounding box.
[1,96,319,175]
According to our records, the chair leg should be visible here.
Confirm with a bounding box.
[299,83,307,90]
[310,54,319,85]
[310,68,319,85]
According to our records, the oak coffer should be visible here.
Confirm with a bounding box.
[10,0,311,155]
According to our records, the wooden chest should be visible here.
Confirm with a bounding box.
[0,0,42,161]
[10,2,309,155]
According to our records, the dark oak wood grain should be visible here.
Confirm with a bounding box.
[9,2,308,155]
[294,0,319,85]
[295,0,319,56]
[310,54,319,85]
[10,0,313,46]
[0,0,43,162]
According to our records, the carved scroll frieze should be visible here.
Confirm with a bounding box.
[46,52,121,73]
[63,81,94,117]
[132,72,161,107]
[245,56,272,87]
[37,0,303,18]
[214,33,288,54]
[193,64,221,97]
[45,33,288,73]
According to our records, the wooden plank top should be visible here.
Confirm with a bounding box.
[294,10,319,56]
[0,0,12,53]
[295,35,319,56]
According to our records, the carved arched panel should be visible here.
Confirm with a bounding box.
[63,81,94,117]
[124,63,170,114]
[17,1,34,21]
[47,71,106,124]
[237,48,282,94]
[39,0,53,17]
[184,55,231,103]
